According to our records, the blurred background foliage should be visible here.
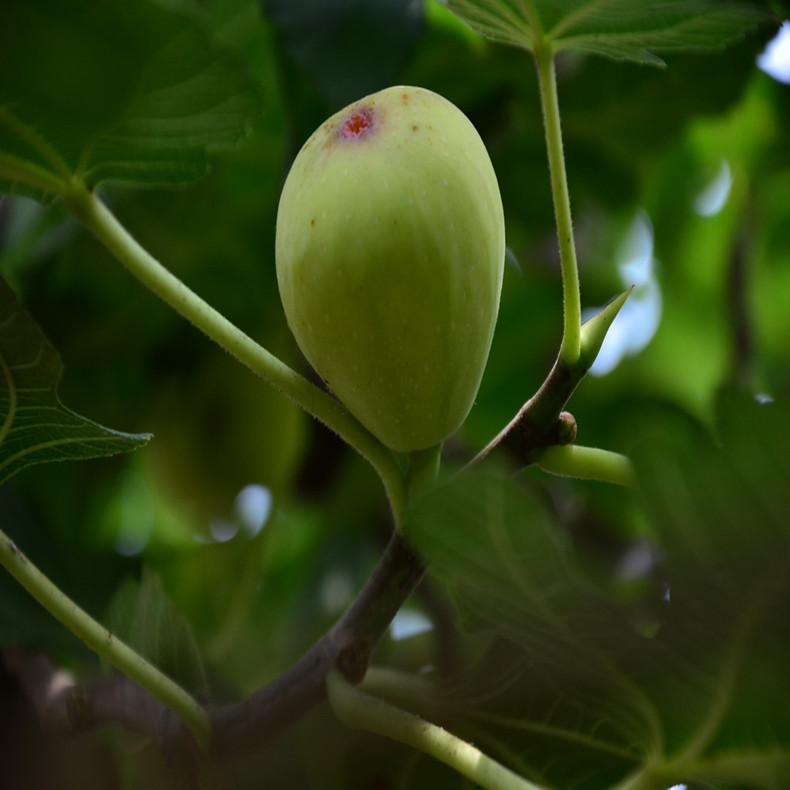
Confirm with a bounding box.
[0,0,788,788]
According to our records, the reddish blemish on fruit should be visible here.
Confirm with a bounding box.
[341,108,374,139]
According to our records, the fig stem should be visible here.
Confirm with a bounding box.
[534,43,582,367]
[406,444,443,501]
[326,669,549,790]
[534,444,637,487]
[62,183,407,524]
[0,528,211,751]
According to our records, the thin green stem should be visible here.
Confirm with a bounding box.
[533,44,582,366]
[611,748,790,790]
[406,443,443,500]
[327,670,548,790]
[0,529,210,750]
[360,667,643,764]
[62,184,406,524]
[535,444,637,487]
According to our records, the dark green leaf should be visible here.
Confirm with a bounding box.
[445,0,776,64]
[0,276,150,485]
[549,0,776,65]
[404,393,790,786]
[104,569,208,696]
[444,0,536,50]
[404,469,662,769]
[627,394,790,759]
[0,0,264,198]
[264,0,425,108]
[0,484,132,658]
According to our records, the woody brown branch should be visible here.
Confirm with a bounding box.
[3,528,426,768]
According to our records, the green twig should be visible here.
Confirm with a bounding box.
[0,529,211,750]
[327,670,549,790]
[535,444,637,487]
[533,42,582,366]
[62,184,407,524]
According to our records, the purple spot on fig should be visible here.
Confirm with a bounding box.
[341,108,374,139]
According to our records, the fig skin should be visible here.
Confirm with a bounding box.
[276,85,505,453]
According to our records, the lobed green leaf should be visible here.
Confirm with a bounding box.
[0,276,150,485]
[443,0,536,50]
[404,392,790,787]
[0,0,264,198]
[404,467,662,776]
[444,0,777,64]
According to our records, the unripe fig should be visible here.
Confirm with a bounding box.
[276,86,505,452]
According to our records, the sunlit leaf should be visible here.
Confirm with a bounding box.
[444,0,776,64]
[0,276,150,485]
[0,0,264,198]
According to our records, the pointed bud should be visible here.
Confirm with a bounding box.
[579,287,632,369]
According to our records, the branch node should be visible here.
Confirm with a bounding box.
[336,635,376,685]
[556,411,577,445]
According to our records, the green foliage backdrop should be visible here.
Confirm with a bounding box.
[1,0,788,788]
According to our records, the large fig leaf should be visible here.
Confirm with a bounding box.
[0,277,150,485]
[404,468,661,788]
[404,392,790,788]
[0,0,263,199]
[444,0,777,64]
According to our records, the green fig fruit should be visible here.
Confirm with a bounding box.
[276,85,505,453]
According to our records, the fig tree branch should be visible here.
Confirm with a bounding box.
[3,528,426,764]
[0,528,211,750]
[211,527,426,759]
[470,353,582,469]
[2,646,196,759]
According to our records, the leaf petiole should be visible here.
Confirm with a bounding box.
[327,669,549,790]
[533,41,582,367]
